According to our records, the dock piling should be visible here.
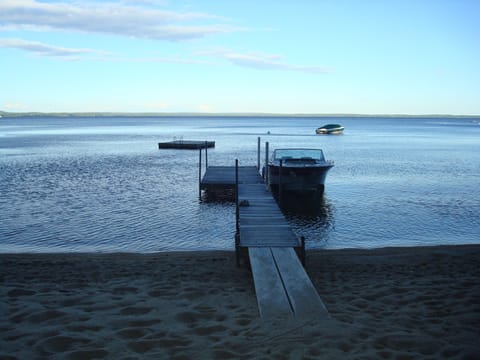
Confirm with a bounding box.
[235,159,240,266]
[198,148,202,200]
[257,137,261,170]
[265,142,269,186]
[205,141,208,168]
[279,159,283,207]
[235,159,239,232]
[301,236,306,266]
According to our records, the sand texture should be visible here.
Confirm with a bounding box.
[1,245,479,359]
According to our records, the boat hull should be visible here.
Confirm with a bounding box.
[315,129,344,134]
[267,164,333,195]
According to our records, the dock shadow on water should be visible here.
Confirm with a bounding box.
[276,193,335,246]
[200,189,236,203]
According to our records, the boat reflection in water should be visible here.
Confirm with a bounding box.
[281,194,335,248]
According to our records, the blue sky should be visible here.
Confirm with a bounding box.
[1,0,479,114]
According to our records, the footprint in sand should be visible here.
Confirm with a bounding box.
[120,306,153,316]
[193,325,228,336]
[7,288,36,297]
[112,286,138,295]
[127,319,161,327]
[37,335,90,353]
[174,311,202,325]
[116,328,150,339]
[64,349,109,360]
[28,310,67,324]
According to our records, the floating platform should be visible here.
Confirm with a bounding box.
[158,140,215,150]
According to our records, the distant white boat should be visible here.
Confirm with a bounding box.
[315,123,344,134]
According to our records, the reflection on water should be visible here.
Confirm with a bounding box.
[200,189,236,203]
[1,115,479,252]
[277,192,330,215]
[280,193,335,248]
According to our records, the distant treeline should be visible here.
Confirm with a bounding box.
[1,111,478,119]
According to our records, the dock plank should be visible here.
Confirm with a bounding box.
[249,248,293,318]
[201,166,263,186]
[240,228,299,245]
[271,247,328,318]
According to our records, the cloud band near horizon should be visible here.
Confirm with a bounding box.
[0,0,242,41]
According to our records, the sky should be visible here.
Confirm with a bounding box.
[1,0,479,115]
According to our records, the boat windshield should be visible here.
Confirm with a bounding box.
[273,149,325,162]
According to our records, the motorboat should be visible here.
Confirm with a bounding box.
[266,148,334,195]
[315,124,344,134]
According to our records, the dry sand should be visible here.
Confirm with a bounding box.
[1,245,479,359]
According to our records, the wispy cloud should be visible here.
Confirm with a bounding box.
[0,37,215,64]
[0,38,109,60]
[1,36,331,73]
[199,48,331,74]
[103,55,213,65]
[3,102,29,111]
[0,0,243,41]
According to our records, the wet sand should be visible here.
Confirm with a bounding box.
[1,245,479,359]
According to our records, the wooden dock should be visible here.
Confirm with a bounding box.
[200,165,328,319]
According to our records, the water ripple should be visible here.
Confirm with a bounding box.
[1,116,479,252]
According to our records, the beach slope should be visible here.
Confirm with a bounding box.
[1,245,479,359]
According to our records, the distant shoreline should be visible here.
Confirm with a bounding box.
[1,111,479,119]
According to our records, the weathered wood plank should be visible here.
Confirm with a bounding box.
[239,229,299,247]
[240,228,298,239]
[201,167,263,186]
[239,210,283,216]
[271,247,329,319]
[248,248,293,318]
[240,241,298,248]
[240,220,289,226]
[239,204,281,210]
[240,227,296,235]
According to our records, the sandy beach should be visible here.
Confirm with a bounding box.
[1,245,479,359]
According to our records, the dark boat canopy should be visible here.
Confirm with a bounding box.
[272,148,327,162]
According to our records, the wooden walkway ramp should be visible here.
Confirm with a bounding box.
[201,166,328,320]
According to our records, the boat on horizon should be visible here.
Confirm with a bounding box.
[315,123,344,134]
[266,148,334,196]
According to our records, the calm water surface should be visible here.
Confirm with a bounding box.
[1,116,479,252]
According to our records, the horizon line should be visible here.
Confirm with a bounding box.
[1,110,479,118]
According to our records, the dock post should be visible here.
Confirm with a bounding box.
[198,148,202,200]
[235,159,239,232]
[235,232,240,267]
[279,159,283,207]
[301,236,306,266]
[235,159,240,265]
[235,159,240,231]
[205,141,208,169]
[257,137,261,170]
[265,141,269,187]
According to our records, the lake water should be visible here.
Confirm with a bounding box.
[1,116,479,253]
